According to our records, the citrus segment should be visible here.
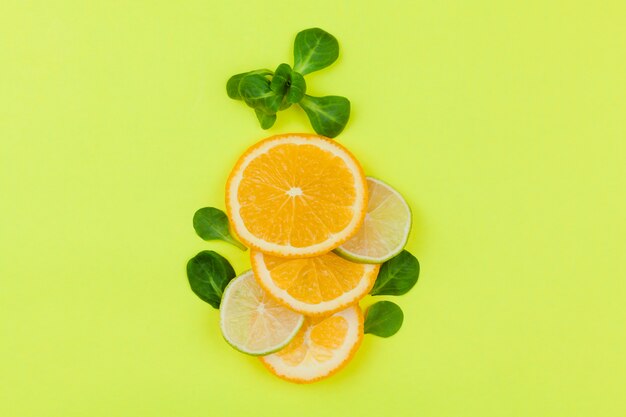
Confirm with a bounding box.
[260,305,364,383]
[251,250,379,315]
[219,271,304,356]
[335,177,411,263]
[226,134,367,257]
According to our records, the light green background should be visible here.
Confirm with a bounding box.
[1,1,625,416]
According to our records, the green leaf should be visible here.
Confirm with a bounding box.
[370,250,420,296]
[293,28,339,75]
[286,71,306,104]
[364,301,404,337]
[226,69,272,100]
[186,251,236,309]
[193,207,247,250]
[238,73,283,115]
[298,94,350,138]
[254,108,277,129]
[270,63,306,108]
[279,98,293,111]
[270,63,292,95]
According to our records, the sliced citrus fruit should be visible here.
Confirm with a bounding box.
[225,133,368,258]
[251,250,379,316]
[260,305,364,383]
[335,177,411,263]
[220,270,304,356]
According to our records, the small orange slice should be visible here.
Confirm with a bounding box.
[260,305,364,383]
[251,250,379,316]
[226,133,368,257]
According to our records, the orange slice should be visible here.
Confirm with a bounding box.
[251,250,379,316]
[260,305,364,383]
[226,133,367,258]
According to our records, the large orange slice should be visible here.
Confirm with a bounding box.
[226,134,368,257]
[251,250,379,316]
[260,305,364,383]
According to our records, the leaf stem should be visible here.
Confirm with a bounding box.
[225,235,247,251]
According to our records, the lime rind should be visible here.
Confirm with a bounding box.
[222,319,304,357]
[219,270,304,356]
[334,177,412,264]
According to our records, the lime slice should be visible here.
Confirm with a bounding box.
[220,270,304,356]
[335,177,411,263]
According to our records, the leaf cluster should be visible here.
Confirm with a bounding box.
[186,207,246,309]
[364,250,421,338]
[227,28,350,138]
